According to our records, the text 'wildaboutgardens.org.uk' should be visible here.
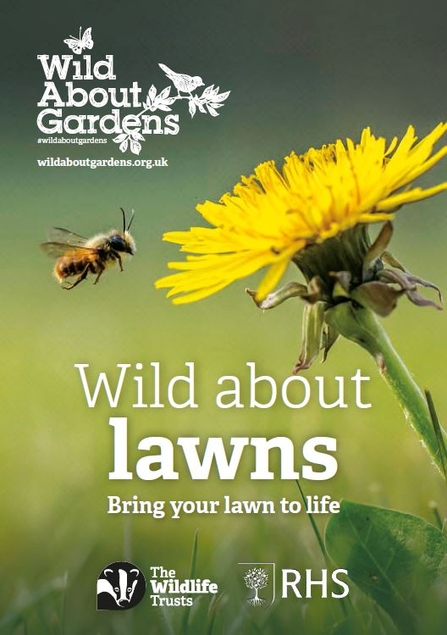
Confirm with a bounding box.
[36,154,169,169]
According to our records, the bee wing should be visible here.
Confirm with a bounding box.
[40,227,92,258]
[40,242,97,258]
[40,241,98,258]
[47,227,88,246]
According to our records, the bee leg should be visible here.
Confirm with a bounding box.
[93,263,106,285]
[62,265,90,290]
[117,254,124,272]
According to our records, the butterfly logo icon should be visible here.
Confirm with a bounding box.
[64,27,94,54]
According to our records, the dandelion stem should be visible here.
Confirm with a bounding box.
[326,302,447,479]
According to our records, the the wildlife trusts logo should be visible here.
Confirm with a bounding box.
[239,563,276,607]
[96,561,146,610]
[36,27,231,155]
[96,561,219,610]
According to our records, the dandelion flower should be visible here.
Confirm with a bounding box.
[156,124,447,309]
[156,123,447,373]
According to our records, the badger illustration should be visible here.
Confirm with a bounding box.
[97,562,145,610]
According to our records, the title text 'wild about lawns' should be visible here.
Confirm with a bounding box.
[74,362,372,482]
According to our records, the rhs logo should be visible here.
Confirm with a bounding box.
[239,563,276,607]
[36,27,231,155]
[238,563,350,607]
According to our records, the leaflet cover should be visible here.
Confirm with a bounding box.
[3,2,447,634]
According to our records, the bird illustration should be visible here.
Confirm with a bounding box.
[158,63,204,96]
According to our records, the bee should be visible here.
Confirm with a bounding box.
[41,208,136,290]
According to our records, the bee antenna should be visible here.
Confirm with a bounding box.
[120,207,126,232]
[127,209,135,231]
[120,207,135,232]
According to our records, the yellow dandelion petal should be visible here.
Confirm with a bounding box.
[155,245,300,304]
[255,257,293,301]
[156,124,447,303]
[377,182,447,212]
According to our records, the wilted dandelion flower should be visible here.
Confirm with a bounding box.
[156,123,447,372]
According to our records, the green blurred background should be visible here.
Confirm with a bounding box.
[2,0,447,633]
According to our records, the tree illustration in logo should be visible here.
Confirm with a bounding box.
[243,567,269,606]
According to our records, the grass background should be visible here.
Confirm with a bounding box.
[2,0,447,632]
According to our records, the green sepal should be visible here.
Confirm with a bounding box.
[362,221,392,280]
[321,322,340,362]
[246,281,308,310]
[293,300,326,373]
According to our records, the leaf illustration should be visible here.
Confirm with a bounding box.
[188,100,197,118]
[206,105,219,117]
[159,86,172,99]
[113,133,128,143]
[130,139,142,155]
[147,85,157,101]
[130,131,145,142]
[325,500,447,635]
[144,85,176,112]
[191,86,231,118]
[119,138,129,153]
[156,102,175,112]
[213,90,231,102]
[201,85,216,97]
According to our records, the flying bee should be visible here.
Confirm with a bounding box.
[40,208,136,290]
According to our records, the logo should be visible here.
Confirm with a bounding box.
[64,27,94,55]
[36,27,231,156]
[96,561,146,610]
[238,563,350,607]
[239,562,276,607]
[148,565,218,607]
